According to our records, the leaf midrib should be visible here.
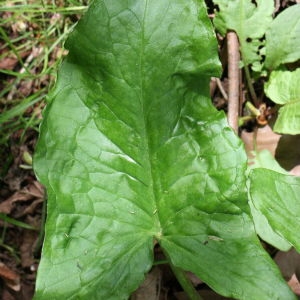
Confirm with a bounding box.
[139,0,162,236]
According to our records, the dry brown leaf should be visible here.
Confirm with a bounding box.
[0,56,19,70]
[0,192,32,214]
[275,248,300,282]
[15,198,43,218]
[0,50,31,70]
[20,230,37,268]
[131,267,162,300]
[290,165,300,176]
[288,274,300,296]
[0,262,20,292]
[0,181,44,214]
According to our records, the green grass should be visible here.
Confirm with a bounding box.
[0,0,89,177]
[0,0,89,264]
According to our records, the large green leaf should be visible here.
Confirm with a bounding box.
[213,0,273,70]
[34,0,295,299]
[265,4,300,70]
[249,168,300,252]
[265,68,300,134]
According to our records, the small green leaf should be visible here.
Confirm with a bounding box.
[265,4,300,70]
[34,0,295,299]
[265,68,300,134]
[249,168,300,252]
[213,0,274,67]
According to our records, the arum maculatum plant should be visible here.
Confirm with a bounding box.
[34,0,300,299]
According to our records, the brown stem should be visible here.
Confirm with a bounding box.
[227,31,240,134]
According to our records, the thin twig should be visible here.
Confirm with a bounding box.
[239,68,243,116]
[227,31,240,134]
[215,77,228,101]
[273,0,280,15]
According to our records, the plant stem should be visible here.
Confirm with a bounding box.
[245,101,260,116]
[227,31,240,134]
[169,262,203,300]
[244,64,259,106]
[153,259,168,265]
[238,115,255,126]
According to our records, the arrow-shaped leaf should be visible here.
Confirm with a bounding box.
[34,1,295,299]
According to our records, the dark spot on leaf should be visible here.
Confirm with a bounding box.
[259,34,266,42]
[205,0,219,13]
[246,38,252,43]
[251,0,257,7]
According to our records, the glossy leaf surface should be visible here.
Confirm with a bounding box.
[34,0,295,299]
[213,0,273,70]
[248,150,291,251]
[249,169,300,252]
[265,4,300,69]
[265,69,300,134]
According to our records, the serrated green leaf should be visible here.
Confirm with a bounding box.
[265,4,300,70]
[213,0,274,67]
[249,168,300,252]
[265,69,300,134]
[34,0,295,299]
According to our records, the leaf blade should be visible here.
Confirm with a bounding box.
[265,4,300,69]
[249,168,300,252]
[246,150,292,251]
[34,1,221,298]
[34,0,295,299]
[264,69,300,134]
[213,0,274,67]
